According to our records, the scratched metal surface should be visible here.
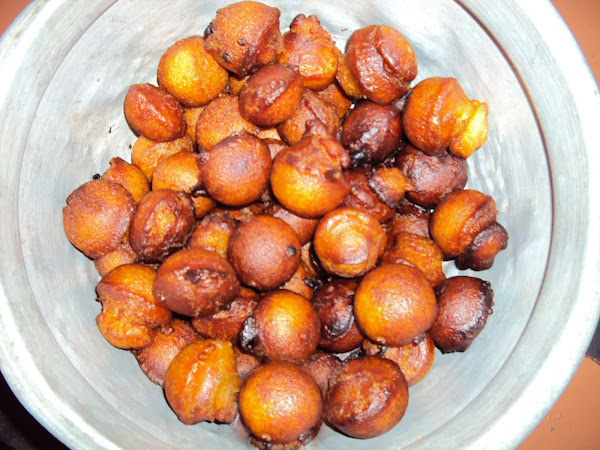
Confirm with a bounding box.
[0,0,598,449]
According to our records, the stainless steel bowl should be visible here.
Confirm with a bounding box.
[1,0,599,448]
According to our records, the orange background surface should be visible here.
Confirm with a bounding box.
[1,1,599,448]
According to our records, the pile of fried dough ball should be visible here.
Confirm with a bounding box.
[63,1,508,447]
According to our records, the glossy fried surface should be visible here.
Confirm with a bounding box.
[93,242,137,277]
[239,290,320,363]
[267,202,320,246]
[124,83,186,142]
[239,361,323,445]
[228,215,301,291]
[325,356,409,439]
[151,150,203,195]
[430,276,494,353]
[341,168,395,222]
[205,1,283,77]
[201,133,272,206]
[63,179,136,259]
[164,339,241,424]
[314,207,387,278]
[131,135,194,181]
[96,264,172,350]
[354,264,438,346]
[154,247,241,317]
[132,318,202,386]
[101,156,150,203]
[129,189,195,263]
[456,221,509,271]
[300,351,342,396]
[158,35,228,107]
[188,213,237,259]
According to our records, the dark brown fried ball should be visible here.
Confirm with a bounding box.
[341,168,396,222]
[63,179,136,259]
[164,339,242,424]
[312,279,364,353]
[195,94,260,151]
[325,356,409,439]
[132,318,202,386]
[191,287,259,344]
[344,25,418,104]
[205,1,283,77]
[430,276,494,354]
[101,157,150,203]
[364,333,436,386]
[93,242,137,277]
[129,189,195,263]
[239,290,320,363]
[228,215,301,291]
[96,264,172,350]
[354,264,438,346]
[124,83,186,142]
[314,207,387,278]
[397,145,468,208]
[266,202,320,246]
[341,101,403,167]
[385,200,432,239]
[188,213,237,259]
[131,135,194,181]
[456,221,509,271]
[234,347,261,380]
[382,232,446,287]
[403,77,489,157]
[239,63,304,127]
[201,133,272,206]
[239,361,323,446]
[154,248,241,317]
[278,14,340,91]
[429,189,499,259]
[300,351,342,396]
[278,89,340,146]
[270,130,350,218]
[157,35,228,107]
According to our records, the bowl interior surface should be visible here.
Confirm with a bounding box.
[1,0,597,449]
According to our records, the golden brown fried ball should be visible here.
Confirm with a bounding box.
[368,166,412,208]
[239,290,320,363]
[195,94,260,151]
[354,264,438,346]
[154,248,241,317]
[312,279,364,353]
[157,35,228,107]
[164,339,241,424]
[188,213,237,259]
[228,215,301,291]
[205,1,283,77]
[270,130,350,218]
[129,189,195,263]
[278,89,340,145]
[336,53,364,99]
[131,134,194,181]
[93,242,137,277]
[343,25,418,104]
[397,144,468,208]
[363,334,436,387]
[151,150,202,194]
[382,232,446,287]
[341,168,395,222]
[266,202,320,246]
[227,74,248,95]
[96,264,172,350]
[341,100,403,167]
[124,83,186,142]
[278,14,340,91]
[239,63,304,127]
[239,361,323,446]
[430,276,494,353]
[201,133,272,206]
[316,81,354,119]
[132,318,202,386]
[191,287,259,344]
[314,207,387,278]
[429,189,499,259]
[403,77,489,157]
[101,157,150,203]
[456,221,509,271]
[63,179,136,259]
[325,356,409,439]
